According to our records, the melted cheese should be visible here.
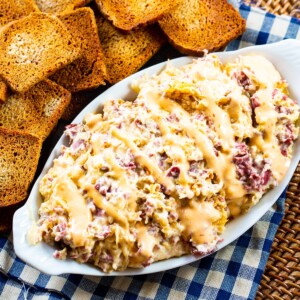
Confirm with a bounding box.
[239,55,281,87]
[104,152,137,211]
[179,201,221,245]
[54,178,91,247]
[111,127,175,193]
[252,89,290,181]
[153,115,190,187]
[85,113,103,132]
[144,90,245,199]
[202,98,235,151]
[136,225,156,257]
[85,184,129,228]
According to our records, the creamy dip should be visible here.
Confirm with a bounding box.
[33,54,299,272]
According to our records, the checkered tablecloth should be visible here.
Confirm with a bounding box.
[1,2,300,300]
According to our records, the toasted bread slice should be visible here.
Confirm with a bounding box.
[0,128,42,207]
[95,0,176,31]
[96,13,165,83]
[0,79,71,140]
[0,13,81,93]
[34,0,92,14]
[51,8,107,92]
[0,80,8,102]
[158,0,246,55]
[0,0,39,27]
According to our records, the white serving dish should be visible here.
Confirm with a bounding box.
[13,39,300,276]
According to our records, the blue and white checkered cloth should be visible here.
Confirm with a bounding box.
[1,3,299,300]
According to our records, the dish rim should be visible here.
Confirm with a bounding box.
[13,39,300,276]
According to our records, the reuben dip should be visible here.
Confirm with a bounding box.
[31,54,299,272]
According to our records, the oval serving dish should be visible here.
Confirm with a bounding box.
[13,39,300,276]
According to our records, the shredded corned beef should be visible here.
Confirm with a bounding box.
[234,71,256,93]
[95,177,112,196]
[275,105,292,114]
[167,113,179,123]
[65,123,82,143]
[118,151,136,169]
[99,253,114,264]
[278,123,296,156]
[188,161,207,178]
[250,95,260,127]
[233,142,272,192]
[71,139,86,154]
[140,200,155,220]
[167,166,181,178]
[53,222,67,242]
[95,225,111,239]
[250,95,260,110]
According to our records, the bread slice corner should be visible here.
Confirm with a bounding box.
[95,0,176,31]
[158,0,246,55]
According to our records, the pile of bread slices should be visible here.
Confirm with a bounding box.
[0,0,245,232]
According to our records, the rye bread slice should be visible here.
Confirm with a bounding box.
[95,13,165,83]
[158,0,246,55]
[0,0,39,27]
[51,8,107,92]
[34,0,92,14]
[0,128,42,207]
[0,12,81,93]
[0,80,8,102]
[95,0,176,31]
[0,79,71,140]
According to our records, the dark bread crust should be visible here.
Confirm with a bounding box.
[61,90,98,122]
[0,128,42,207]
[0,80,8,102]
[158,0,246,56]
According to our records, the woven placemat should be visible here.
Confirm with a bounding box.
[244,0,300,18]
[242,2,300,299]
[256,164,300,299]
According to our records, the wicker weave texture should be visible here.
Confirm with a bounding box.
[256,164,300,299]
[244,0,300,18]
